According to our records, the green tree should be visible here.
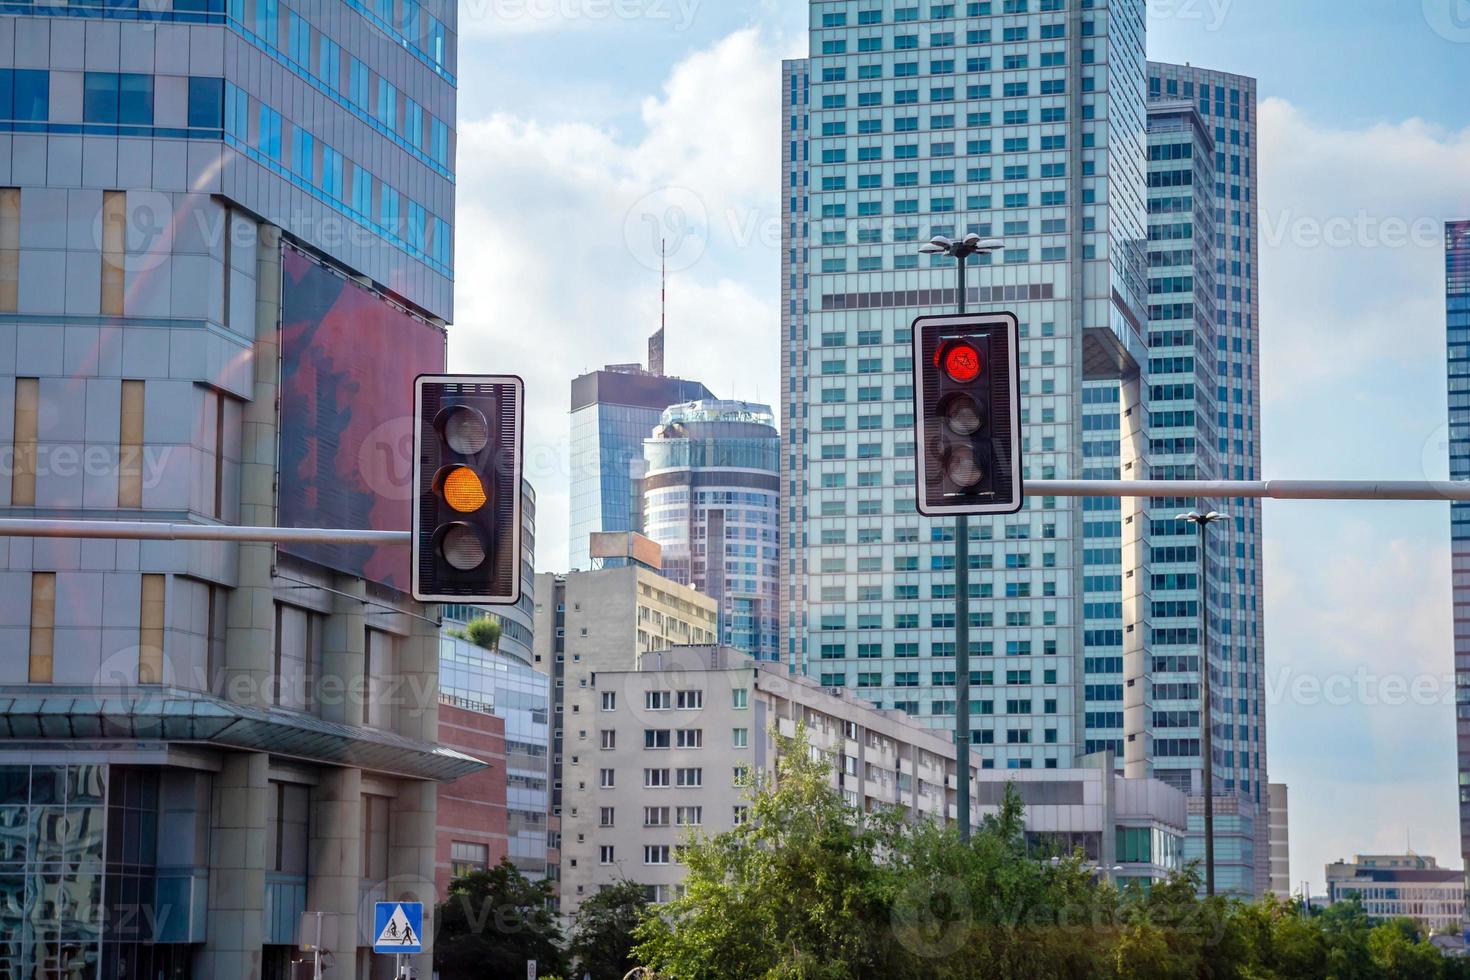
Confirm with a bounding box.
[434,858,565,980]
[568,879,650,980]
[634,725,903,978]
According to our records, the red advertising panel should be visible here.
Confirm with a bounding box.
[277,244,447,590]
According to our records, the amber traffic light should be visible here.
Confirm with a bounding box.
[412,375,524,603]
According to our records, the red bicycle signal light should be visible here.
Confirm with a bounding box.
[942,342,983,383]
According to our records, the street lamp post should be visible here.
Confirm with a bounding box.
[919,233,1004,841]
[1178,509,1224,896]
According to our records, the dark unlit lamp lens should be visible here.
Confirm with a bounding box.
[942,394,984,436]
[945,446,984,488]
[439,406,490,455]
[439,523,487,571]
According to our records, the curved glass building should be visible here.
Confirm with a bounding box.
[642,400,781,661]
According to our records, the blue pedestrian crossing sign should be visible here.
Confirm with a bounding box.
[372,901,424,955]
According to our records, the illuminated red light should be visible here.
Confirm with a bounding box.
[942,342,983,383]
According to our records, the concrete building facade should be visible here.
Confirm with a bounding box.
[563,644,1187,911]
[1326,854,1464,933]
[1268,782,1289,899]
[642,399,781,662]
[0,0,465,975]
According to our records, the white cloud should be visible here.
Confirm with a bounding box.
[1258,98,1470,395]
[1263,513,1456,891]
[449,27,784,570]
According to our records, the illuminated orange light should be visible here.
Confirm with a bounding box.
[441,467,488,513]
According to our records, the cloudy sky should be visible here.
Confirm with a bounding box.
[447,0,1470,892]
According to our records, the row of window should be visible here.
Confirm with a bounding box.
[593,766,750,790]
[590,728,750,750]
[818,1,1067,29]
[597,689,750,711]
[224,82,451,274]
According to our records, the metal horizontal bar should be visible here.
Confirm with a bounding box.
[1029,479,1470,502]
[0,519,411,543]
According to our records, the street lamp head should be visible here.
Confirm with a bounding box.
[919,242,946,255]
[922,235,954,255]
[974,237,1006,253]
[1204,511,1222,522]
[1176,511,1200,523]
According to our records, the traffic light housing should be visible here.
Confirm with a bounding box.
[912,312,1022,515]
[412,375,524,604]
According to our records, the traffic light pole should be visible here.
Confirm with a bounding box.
[954,252,971,841]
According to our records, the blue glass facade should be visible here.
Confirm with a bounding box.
[568,367,714,570]
[781,0,1150,769]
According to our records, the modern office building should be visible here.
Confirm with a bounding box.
[1325,854,1464,932]
[643,399,781,661]
[529,560,719,913]
[1268,782,1290,899]
[1146,60,1267,898]
[564,643,1187,910]
[1447,218,1470,921]
[0,1,465,976]
[569,364,714,571]
[438,634,553,882]
[781,0,1150,768]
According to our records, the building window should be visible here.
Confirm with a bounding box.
[117,379,144,506]
[643,845,670,865]
[599,807,615,827]
[732,689,749,709]
[600,729,616,749]
[11,377,37,505]
[361,794,389,881]
[601,691,617,711]
[450,841,488,878]
[599,845,615,865]
[83,72,154,125]
[138,574,165,684]
[270,782,310,874]
[101,192,127,316]
[27,572,54,682]
[188,76,224,129]
[0,187,17,312]
[732,728,749,748]
[644,806,669,826]
[599,768,615,788]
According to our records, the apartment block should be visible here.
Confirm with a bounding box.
[530,560,720,912]
[563,644,1188,912]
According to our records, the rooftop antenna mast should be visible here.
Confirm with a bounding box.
[649,238,667,377]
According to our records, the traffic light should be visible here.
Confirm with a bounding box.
[911,312,1022,515]
[412,374,524,604]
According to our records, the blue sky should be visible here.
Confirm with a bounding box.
[448,0,1470,892]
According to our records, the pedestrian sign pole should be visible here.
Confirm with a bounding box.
[372,901,424,977]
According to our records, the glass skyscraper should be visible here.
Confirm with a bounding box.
[643,400,781,660]
[1447,218,1470,915]
[780,3,1269,891]
[782,0,1150,768]
[568,365,713,570]
[1145,63,1267,897]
